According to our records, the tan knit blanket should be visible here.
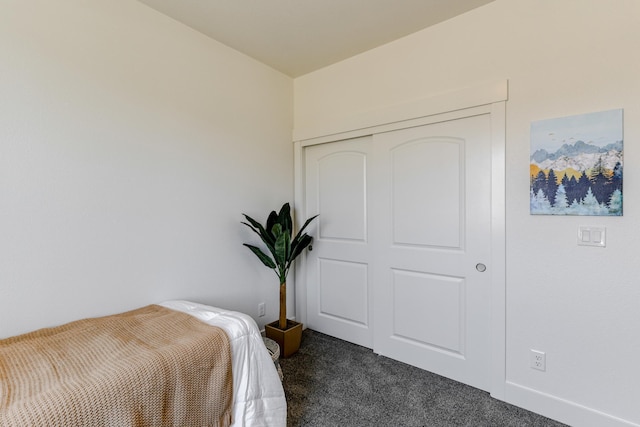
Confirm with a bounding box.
[0,305,233,427]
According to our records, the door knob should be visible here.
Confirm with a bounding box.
[476,263,487,272]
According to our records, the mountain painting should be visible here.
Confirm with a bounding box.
[530,109,623,216]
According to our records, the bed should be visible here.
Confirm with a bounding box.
[0,300,286,427]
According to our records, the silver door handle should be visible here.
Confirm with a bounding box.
[476,263,487,272]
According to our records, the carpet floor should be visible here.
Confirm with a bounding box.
[279,329,567,427]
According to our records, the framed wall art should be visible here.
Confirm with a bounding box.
[530,109,623,216]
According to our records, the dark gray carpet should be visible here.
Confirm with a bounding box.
[279,329,567,427]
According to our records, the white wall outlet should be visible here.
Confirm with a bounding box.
[258,302,266,317]
[530,349,546,371]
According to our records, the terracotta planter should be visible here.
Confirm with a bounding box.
[265,320,303,357]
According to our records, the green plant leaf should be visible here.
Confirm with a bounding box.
[291,214,318,247]
[288,233,313,269]
[271,223,283,239]
[274,232,290,265]
[272,233,288,282]
[277,203,293,234]
[241,222,264,244]
[242,222,277,262]
[243,244,277,269]
[265,210,279,239]
[242,215,275,247]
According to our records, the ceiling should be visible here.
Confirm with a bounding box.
[137,0,494,77]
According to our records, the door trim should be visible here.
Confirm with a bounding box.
[293,80,508,144]
[489,100,506,401]
[293,80,507,399]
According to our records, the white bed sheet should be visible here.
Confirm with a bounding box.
[159,300,286,427]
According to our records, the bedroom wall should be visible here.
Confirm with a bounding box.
[293,1,640,426]
[0,1,293,338]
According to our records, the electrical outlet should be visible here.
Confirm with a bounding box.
[530,349,546,371]
[258,302,266,317]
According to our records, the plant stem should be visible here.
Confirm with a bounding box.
[279,282,287,329]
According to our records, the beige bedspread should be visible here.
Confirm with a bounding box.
[0,304,233,427]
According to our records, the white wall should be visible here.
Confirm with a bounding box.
[0,1,293,338]
[294,1,640,426]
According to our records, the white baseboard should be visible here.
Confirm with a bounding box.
[504,381,639,427]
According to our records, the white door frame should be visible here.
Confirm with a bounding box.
[293,80,507,400]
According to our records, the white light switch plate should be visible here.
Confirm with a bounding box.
[577,226,606,247]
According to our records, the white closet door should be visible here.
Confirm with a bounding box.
[304,136,373,348]
[371,114,493,391]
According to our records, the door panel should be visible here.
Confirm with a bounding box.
[392,138,462,248]
[318,259,368,326]
[305,136,373,348]
[392,269,464,354]
[317,152,367,241]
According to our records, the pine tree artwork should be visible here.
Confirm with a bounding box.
[530,109,623,216]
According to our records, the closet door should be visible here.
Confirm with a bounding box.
[371,114,493,391]
[304,136,373,348]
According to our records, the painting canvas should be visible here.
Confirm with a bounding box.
[530,109,623,216]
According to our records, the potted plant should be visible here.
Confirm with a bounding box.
[242,203,317,357]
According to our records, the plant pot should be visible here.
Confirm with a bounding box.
[265,320,303,357]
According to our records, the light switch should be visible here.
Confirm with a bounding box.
[577,226,606,247]
[581,230,591,242]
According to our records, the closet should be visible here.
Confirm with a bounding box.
[294,83,506,394]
